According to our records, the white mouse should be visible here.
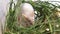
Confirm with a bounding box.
[18,3,35,27]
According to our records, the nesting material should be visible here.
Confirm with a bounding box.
[46,28,49,31]
[55,8,60,17]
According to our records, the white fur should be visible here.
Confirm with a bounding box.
[21,3,35,22]
[0,0,18,33]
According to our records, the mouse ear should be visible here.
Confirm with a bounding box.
[22,14,27,18]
